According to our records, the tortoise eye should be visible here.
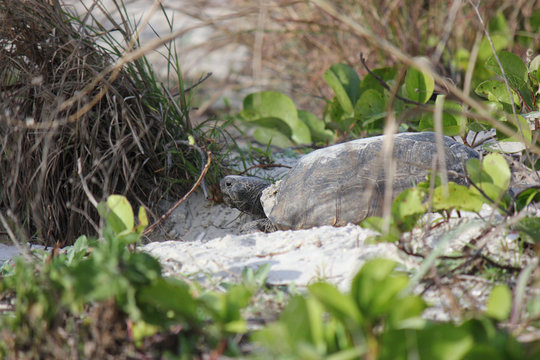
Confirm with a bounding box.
[224,179,233,187]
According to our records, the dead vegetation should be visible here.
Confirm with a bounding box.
[0,0,199,246]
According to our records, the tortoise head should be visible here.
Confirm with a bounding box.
[219,175,270,218]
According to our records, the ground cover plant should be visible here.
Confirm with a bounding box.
[1,0,540,359]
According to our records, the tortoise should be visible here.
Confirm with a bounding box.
[220,132,480,231]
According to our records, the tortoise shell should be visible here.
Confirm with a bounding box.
[262,132,479,230]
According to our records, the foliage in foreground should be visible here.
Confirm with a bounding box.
[0,195,539,358]
[0,196,252,359]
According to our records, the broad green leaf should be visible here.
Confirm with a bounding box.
[324,96,346,127]
[253,127,294,149]
[418,323,474,360]
[298,110,334,143]
[98,195,134,235]
[432,183,484,212]
[419,98,467,136]
[243,91,311,144]
[239,114,292,138]
[309,282,363,324]
[388,295,426,328]
[280,296,325,352]
[135,206,148,234]
[485,52,532,108]
[482,153,511,191]
[403,60,434,103]
[354,89,386,129]
[391,188,426,231]
[486,284,512,321]
[137,277,199,324]
[475,80,519,108]
[323,63,361,114]
[351,259,399,312]
[478,35,509,61]
[497,114,532,145]
[368,275,410,316]
[359,67,397,95]
[466,158,488,184]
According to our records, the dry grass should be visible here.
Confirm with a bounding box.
[0,0,197,246]
[164,0,540,116]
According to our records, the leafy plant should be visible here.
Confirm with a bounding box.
[361,153,517,242]
[0,195,254,358]
[253,258,530,359]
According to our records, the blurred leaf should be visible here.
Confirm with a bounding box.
[515,187,540,211]
[243,91,311,144]
[280,296,325,353]
[98,195,134,235]
[391,188,426,231]
[354,89,386,129]
[298,110,334,143]
[324,63,361,114]
[486,51,532,108]
[432,183,484,212]
[135,206,148,234]
[496,115,532,145]
[486,285,512,321]
[475,80,519,109]
[360,216,402,243]
[418,323,474,360]
[482,153,511,191]
[419,98,467,136]
[309,282,363,325]
[513,217,540,243]
[403,60,434,103]
[253,127,294,149]
[478,34,509,61]
[359,67,397,95]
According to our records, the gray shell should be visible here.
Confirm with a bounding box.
[263,132,479,230]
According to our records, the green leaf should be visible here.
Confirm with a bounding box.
[359,67,397,96]
[351,259,403,314]
[135,206,148,234]
[98,195,134,235]
[387,295,426,327]
[309,282,363,325]
[324,63,361,114]
[360,216,402,242]
[486,284,512,321]
[419,98,467,136]
[354,89,386,129]
[242,91,311,144]
[496,114,532,145]
[432,183,484,212]
[403,60,434,103]
[482,153,511,191]
[298,110,334,143]
[475,80,520,108]
[478,34,510,61]
[418,323,474,360]
[485,51,532,108]
[137,277,199,325]
[253,127,294,149]
[391,188,426,231]
[280,296,325,353]
[239,115,292,138]
[515,187,540,211]
[513,217,540,243]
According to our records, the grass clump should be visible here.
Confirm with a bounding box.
[0,0,216,246]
